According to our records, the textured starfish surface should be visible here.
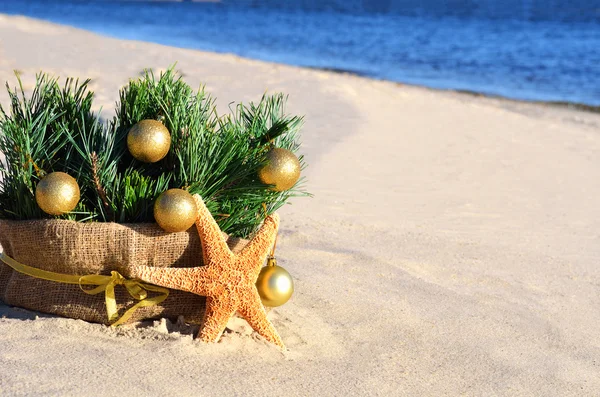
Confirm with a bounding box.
[130,194,284,348]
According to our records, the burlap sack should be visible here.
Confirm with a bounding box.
[0,219,248,325]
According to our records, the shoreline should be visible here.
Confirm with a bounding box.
[305,65,600,114]
[1,11,598,112]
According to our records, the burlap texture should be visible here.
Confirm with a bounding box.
[0,219,248,325]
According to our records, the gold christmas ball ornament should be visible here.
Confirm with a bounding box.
[154,189,197,232]
[35,172,80,215]
[127,119,171,163]
[258,148,301,191]
[256,259,294,307]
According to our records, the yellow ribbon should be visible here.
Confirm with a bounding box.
[0,252,169,326]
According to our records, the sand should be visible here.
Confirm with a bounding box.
[0,14,599,396]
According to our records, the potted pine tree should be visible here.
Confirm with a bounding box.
[0,68,308,347]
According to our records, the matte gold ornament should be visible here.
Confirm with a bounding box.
[154,189,197,232]
[127,119,171,163]
[258,148,301,191]
[35,172,80,215]
[256,257,294,307]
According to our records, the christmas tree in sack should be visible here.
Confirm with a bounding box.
[0,68,309,349]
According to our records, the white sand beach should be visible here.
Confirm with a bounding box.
[0,14,599,396]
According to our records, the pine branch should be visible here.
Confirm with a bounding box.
[0,67,311,238]
[90,151,113,220]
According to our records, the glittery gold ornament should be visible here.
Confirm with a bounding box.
[256,257,294,307]
[154,189,197,232]
[127,119,171,163]
[258,148,301,191]
[35,172,80,215]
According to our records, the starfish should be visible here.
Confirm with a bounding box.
[130,194,284,348]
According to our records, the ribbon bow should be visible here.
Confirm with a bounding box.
[0,252,169,326]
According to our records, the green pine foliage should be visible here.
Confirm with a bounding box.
[0,68,309,238]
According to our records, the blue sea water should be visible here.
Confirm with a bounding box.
[0,0,599,105]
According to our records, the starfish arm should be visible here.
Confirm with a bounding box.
[238,213,280,270]
[199,294,237,343]
[238,290,285,348]
[130,265,211,295]
[192,195,235,265]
